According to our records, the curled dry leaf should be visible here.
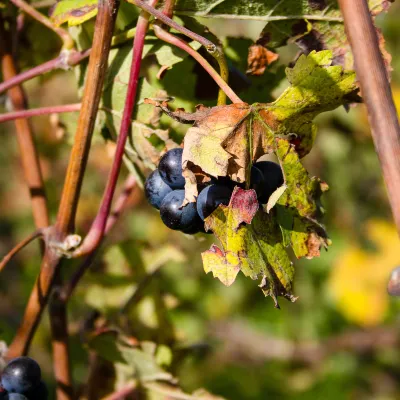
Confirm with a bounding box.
[247,44,279,76]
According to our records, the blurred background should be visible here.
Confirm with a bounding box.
[1,1,400,399]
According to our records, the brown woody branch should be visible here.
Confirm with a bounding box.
[338,0,400,235]
[0,16,49,230]
[7,0,120,374]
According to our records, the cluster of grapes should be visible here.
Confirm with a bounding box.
[145,148,284,233]
[0,357,47,399]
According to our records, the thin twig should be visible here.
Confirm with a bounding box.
[0,28,137,96]
[60,175,137,302]
[338,0,400,235]
[0,50,91,95]
[71,1,157,257]
[0,103,81,124]
[7,0,120,360]
[153,24,241,103]
[10,0,74,49]
[0,230,44,272]
[131,0,216,51]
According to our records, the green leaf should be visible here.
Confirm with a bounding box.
[175,0,392,71]
[202,188,295,307]
[88,330,174,382]
[49,0,98,27]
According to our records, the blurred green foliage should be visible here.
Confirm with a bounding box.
[0,1,400,399]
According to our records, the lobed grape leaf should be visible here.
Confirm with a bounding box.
[202,188,295,307]
[49,0,98,27]
[175,0,393,71]
[147,50,356,304]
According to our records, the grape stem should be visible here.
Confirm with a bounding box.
[131,0,231,104]
[59,175,138,302]
[0,28,138,95]
[69,0,158,258]
[0,50,91,95]
[0,230,44,273]
[338,0,400,235]
[0,103,81,123]
[153,23,241,104]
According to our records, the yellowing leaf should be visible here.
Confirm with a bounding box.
[202,188,295,307]
[329,220,400,326]
[49,0,98,27]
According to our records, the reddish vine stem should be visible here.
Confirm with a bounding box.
[0,27,138,96]
[0,50,90,95]
[60,175,137,302]
[0,103,81,123]
[71,1,157,258]
[7,0,120,367]
[0,16,49,230]
[162,0,175,18]
[338,0,400,235]
[10,0,73,49]
[153,24,241,103]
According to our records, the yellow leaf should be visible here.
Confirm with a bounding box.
[329,220,400,326]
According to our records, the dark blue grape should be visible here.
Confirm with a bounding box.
[160,190,199,231]
[144,169,173,209]
[251,161,284,203]
[1,357,41,395]
[196,185,232,220]
[158,148,185,189]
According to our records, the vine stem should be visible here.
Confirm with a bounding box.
[0,103,81,123]
[153,24,241,103]
[132,0,230,104]
[71,0,158,258]
[0,50,90,95]
[0,15,50,230]
[338,0,400,235]
[10,0,73,49]
[7,0,120,369]
[60,175,137,302]
[0,28,137,96]
[0,230,43,272]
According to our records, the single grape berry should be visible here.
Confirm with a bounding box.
[196,185,232,221]
[1,357,41,394]
[251,161,284,203]
[158,148,185,189]
[160,190,199,231]
[144,170,173,209]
